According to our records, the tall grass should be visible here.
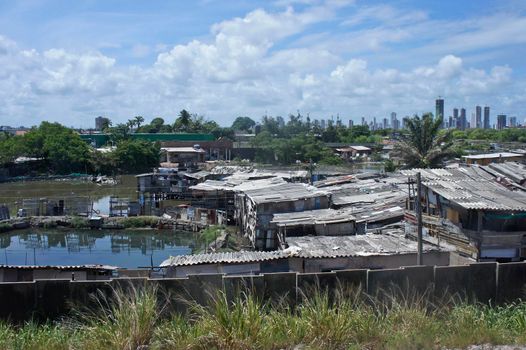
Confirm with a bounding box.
[73,283,165,350]
[1,284,526,349]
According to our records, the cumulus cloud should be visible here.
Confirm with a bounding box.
[0,2,524,126]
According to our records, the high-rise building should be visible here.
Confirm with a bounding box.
[460,108,467,131]
[348,119,354,128]
[390,112,397,130]
[95,116,110,131]
[475,106,482,129]
[436,98,444,127]
[483,106,490,129]
[361,117,366,126]
[448,116,453,129]
[320,119,326,129]
[383,118,388,129]
[497,114,507,130]
[510,116,517,128]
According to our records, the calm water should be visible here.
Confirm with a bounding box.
[0,229,197,269]
[0,175,137,215]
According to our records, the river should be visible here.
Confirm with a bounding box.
[0,229,197,269]
[0,175,138,216]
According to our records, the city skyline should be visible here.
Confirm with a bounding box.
[1,0,526,127]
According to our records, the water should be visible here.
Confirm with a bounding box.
[0,229,197,269]
[0,175,137,215]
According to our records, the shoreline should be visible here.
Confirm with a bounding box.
[0,215,209,233]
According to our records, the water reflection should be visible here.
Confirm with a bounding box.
[0,229,196,268]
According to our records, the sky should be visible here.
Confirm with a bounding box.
[0,0,525,128]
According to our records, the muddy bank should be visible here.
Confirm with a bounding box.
[0,215,208,233]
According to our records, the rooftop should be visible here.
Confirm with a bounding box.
[462,152,523,160]
[161,147,206,153]
[160,232,443,267]
[243,182,328,204]
[160,251,286,267]
[284,233,443,259]
[401,167,526,211]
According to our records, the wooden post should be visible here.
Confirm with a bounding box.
[417,172,423,266]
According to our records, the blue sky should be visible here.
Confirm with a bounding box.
[0,0,525,127]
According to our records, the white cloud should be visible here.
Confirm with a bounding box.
[0,2,525,127]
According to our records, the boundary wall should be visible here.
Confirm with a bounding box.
[1,261,525,321]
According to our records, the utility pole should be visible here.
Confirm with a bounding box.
[416,172,423,265]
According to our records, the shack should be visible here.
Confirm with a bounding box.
[336,145,372,160]
[462,152,524,166]
[403,167,526,261]
[160,232,450,277]
[284,234,450,272]
[160,251,289,278]
[161,146,206,168]
[236,182,330,250]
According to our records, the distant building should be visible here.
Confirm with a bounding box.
[497,114,507,130]
[462,152,524,166]
[390,112,399,130]
[383,118,388,129]
[435,98,444,127]
[475,106,482,129]
[320,119,326,129]
[95,116,110,131]
[483,106,490,129]
[510,116,517,128]
[348,119,354,128]
[460,108,467,130]
[448,116,453,129]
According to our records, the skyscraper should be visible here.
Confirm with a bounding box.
[436,98,444,127]
[497,114,507,130]
[348,119,354,128]
[475,106,482,129]
[460,108,467,131]
[510,116,517,128]
[483,106,490,129]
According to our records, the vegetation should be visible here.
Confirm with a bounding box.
[2,286,526,349]
[393,113,454,168]
[120,216,160,228]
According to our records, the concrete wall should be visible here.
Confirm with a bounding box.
[1,261,526,322]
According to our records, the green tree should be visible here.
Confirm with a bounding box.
[23,122,92,174]
[113,140,160,174]
[173,110,192,132]
[231,117,256,132]
[134,116,145,129]
[393,113,453,168]
[0,133,24,165]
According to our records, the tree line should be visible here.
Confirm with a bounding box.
[0,122,160,175]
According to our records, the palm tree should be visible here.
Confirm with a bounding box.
[134,116,145,128]
[393,113,453,168]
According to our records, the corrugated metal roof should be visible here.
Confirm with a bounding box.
[271,208,356,227]
[161,233,444,266]
[462,152,523,160]
[243,182,329,204]
[285,233,443,259]
[160,251,287,267]
[402,166,526,211]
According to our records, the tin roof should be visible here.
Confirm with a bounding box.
[401,167,526,211]
[285,233,443,259]
[160,251,287,267]
[161,232,443,267]
[243,182,329,204]
[462,152,523,160]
